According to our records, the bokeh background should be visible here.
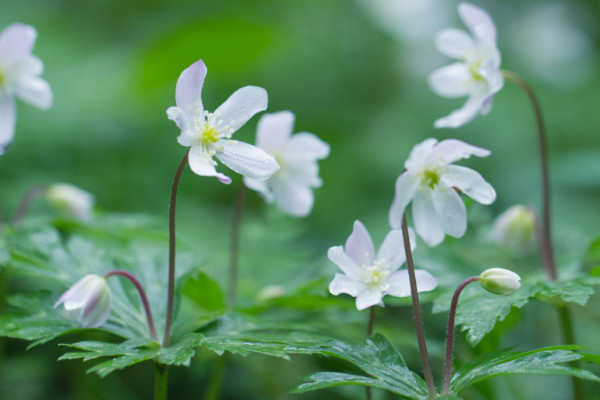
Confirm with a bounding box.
[0,0,599,399]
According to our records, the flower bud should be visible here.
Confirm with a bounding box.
[493,205,536,254]
[46,183,94,220]
[54,274,112,327]
[479,268,521,296]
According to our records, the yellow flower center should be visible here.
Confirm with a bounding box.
[469,60,485,82]
[422,169,441,189]
[0,69,5,86]
[362,260,389,288]
[201,125,220,146]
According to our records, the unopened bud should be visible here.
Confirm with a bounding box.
[480,268,521,296]
[54,274,112,327]
[46,183,94,220]
[493,205,536,254]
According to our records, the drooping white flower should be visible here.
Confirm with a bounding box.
[479,268,521,296]
[493,205,537,255]
[243,111,330,217]
[167,59,280,184]
[428,2,503,128]
[46,183,94,220]
[328,220,437,310]
[0,23,53,154]
[54,274,112,328]
[389,138,496,247]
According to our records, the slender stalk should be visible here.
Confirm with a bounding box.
[228,184,247,309]
[104,270,157,341]
[11,184,48,226]
[365,307,376,400]
[154,363,168,400]
[442,276,480,395]
[401,214,437,398]
[163,150,189,347]
[204,354,229,400]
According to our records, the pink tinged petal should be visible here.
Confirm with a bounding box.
[458,2,497,46]
[355,289,384,310]
[0,95,16,155]
[329,273,361,297]
[175,59,206,115]
[432,186,467,238]
[187,145,232,184]
[214,86,268,133]
[271,178,314,217]
[256,111,294,152]
[54,274,96,308]
[243,176,275,203]
[0,24,37,65]
[284,132,330,160]
[480,95,494,115]
[327,246,362,280]
[377,228,416,271]
[428,63,474,98]
[429,138,490,166]
[216,140,280,180]
[345,220,375,267]
[435,28,476,59]
[14,77,52,109]
[80,280,111,328]
[433,92,486,129]
[412,189,445,247]
[389,172,419,229]
[442,165,496,204]
[387,269,438,297]
[405,138,438,171]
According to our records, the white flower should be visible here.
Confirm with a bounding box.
[167,59,279,184]
[328,220,437,310]
[479,268,521,296]
[0,23,52,154]
[389,138,496,247]
[54,274,112,328]
[46,183,94,220]
[493,205,537,255]
[428,2,503,128]
[243,111,330,217]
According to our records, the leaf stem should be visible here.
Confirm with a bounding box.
[401,213,437,398]
[228,183,247,309]
[163,150,189,347]
[154,362,168,400]
[442,276,480,394]
[11,184,48,226]
[104,269,157,341]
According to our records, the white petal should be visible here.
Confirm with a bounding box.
[284,133,330,160]
[376,227,416,271]
[256,111,294,152]
[0,95,16,155]
[479,59,504,94]
[10,54,43,78]
[243,176,274,203]
[329,273,361,297]
[284,159,322,187]
[327,246,362,280]
[214,86,268,133]
[14,77,52,109]
[175,59,206,115]
[412,189,445,247]
[442,165,496,205]
[458,2,497,46]
[433,92,486,129]
[0,24,36,65]
[166,106,188,132]
[355,289,384,310]
[435,28,476,59]
[216,140,280,180]
[345,220,375,267]
[271,178,314,217]
[432,186,467,238]
[428,63,473,98]
[188,146,232,184]
[405,138,438,171]
[389,172,419,229]
[387,269,438,297]
[429,138,490,166]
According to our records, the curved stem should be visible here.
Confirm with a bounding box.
[105,270,157,341]
[11,184,48,226]
[154,363,168,400]
[401,214,437,398]
[442,276,480,394]
[228,184,247,309]
[163,150,189,347]
[502,70,556,280]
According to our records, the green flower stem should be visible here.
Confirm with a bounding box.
[163,150,189,347]
[442,276,480,395]
[154,363,168,400]
[401,213,437,399]
[204,354,229,400]
[10,184,48,226]
[104,270,157,341]
[228,183,247,309]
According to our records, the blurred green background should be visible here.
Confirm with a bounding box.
[1,0,599,399]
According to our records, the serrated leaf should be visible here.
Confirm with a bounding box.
[450,346,600,394]
[292,372,402,394]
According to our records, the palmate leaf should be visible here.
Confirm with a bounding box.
[449,345,600,395]
[433,276,600,346]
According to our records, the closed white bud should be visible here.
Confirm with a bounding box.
[493,205,536,254]
[480,268,521,296]
[54,274,111,327]
[46,183,94,220]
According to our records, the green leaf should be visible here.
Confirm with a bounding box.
[182,272,226,312]
[450,346,600,394]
